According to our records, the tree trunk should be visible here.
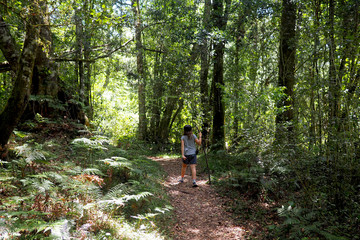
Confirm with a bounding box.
[132,0,147,140]
[275,0,297,145]
[0,17,20,73]
[149,52,164,142]
[83,0,93,117]
[27,1,59,119]
[309,0,321,149]
[211,0,231,150]
[75,7,85,103]
[35,1,58,96]
[0,3,40,147]
[232,10,247,140]
[327,0,340,159]
[158,91,179,140]
[200,0,212,133]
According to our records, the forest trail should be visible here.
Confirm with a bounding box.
[150,156,246,240]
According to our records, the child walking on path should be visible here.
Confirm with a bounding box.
[179,125,202,187]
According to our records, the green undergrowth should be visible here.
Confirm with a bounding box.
[197,150,278,238]
[0,121,173,239]
[197,148,359,240]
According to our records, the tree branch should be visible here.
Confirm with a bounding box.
[53,38,134,62]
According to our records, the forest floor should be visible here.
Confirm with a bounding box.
[150,156,255,240]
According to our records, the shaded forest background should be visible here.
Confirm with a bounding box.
[0,0,359,239]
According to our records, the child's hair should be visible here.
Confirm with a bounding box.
[183,125,193,139]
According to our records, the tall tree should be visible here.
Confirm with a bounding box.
[308,0,322,150]
[275,0,297,145]
[0,2,41,148]
[25,0,60,119]
[327,0,339,158]
[149,52,164,143]
[199,0,212,134]
[132,0,147,140]
[211,0,232,150]
[75,7,85,105]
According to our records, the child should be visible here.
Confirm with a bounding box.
[179,125,202,187]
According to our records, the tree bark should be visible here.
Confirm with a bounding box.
[0,3,40,147]
[309,0,321,149]
[0,17,20,73]
[232,9,247,140]
[200,0,212,133]
[132,0,147,140]
[31,1,58,98]
[327,0,340,159]
[75,7,85,103]
[24,1,60,120]
[211,0,231,150]
[275,0,297,145]
[149,52,164,142]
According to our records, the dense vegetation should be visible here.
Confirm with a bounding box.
[0,0,359,239]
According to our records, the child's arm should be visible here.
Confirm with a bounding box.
[181,139,186,159]
[195,132,202,146]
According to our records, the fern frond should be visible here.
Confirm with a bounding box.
[71,138,108,150]
[98,198,127,207]
[65,166,83,175]
[20,177,54,193]
[104,184,128,199]
[72,138,93,145]
[91,135,111,145]
[154,206,172,214]
[0,176,15,181]
[98,158,132,168]
[111,156,129,161]
[123,192,153,202]
[284,217,300,225]
[44,172,65,183]
[319,230,348,240]
[15,144,47,164]
[48,219,73,239]
[131,212,159,220]
[82,168,103,176]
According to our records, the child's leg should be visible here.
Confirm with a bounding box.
[190,164,197,181]
[181,163,187,178]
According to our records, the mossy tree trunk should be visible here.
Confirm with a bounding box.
[0,3,40,147]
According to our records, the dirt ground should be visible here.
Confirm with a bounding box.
[151,156,248,240]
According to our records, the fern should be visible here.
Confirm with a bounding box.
[20,177,54,193]
[82,168,104,176]
[65,166,83,175]
[0,176,15,181]
[318,230,348,240]
[123,192,153,202]
[44,172,65,183]
[71,138,108,150]
[15,144,47,164]
[131,212,159,220]
[104,184,128,199]
[97,198,127,208]
[47,219,73,239]
[91,135,111,145]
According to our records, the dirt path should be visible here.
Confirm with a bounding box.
[151,156,246,240]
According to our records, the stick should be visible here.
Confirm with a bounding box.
[202,145,211,184]
[197,126,211,184]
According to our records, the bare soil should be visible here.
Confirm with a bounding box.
[151,156,248,240]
